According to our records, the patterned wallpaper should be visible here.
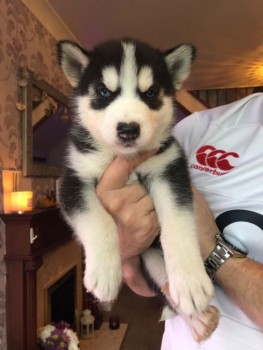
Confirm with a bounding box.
[0,0,71,348]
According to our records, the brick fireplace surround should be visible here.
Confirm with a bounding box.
[1,208,83,350]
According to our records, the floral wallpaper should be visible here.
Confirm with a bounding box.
[0,0,71,348]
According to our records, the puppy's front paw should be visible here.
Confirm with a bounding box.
[184,305,220,343]
[84,257,122,302]
[168,269,214,316]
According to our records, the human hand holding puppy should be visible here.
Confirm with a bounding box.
[96,151,159,297]
[96,152,220,342]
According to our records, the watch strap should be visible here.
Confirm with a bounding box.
[205,233,247,281]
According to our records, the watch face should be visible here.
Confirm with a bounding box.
[221,232,248,254]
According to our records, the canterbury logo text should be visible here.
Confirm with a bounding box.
[191,145,239,176]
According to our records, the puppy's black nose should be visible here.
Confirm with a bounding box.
[117,122,140,141]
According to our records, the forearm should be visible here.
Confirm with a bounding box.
[215,257,263,329]
[121,256,157,297]
[193,188,263,328]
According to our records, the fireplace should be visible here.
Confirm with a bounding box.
[37,238,83,334]
[2,208,84,350]
[46,266,77,329]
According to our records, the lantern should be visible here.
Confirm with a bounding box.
[80,309,95,338]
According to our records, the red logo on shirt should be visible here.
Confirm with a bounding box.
[191,145,239,176]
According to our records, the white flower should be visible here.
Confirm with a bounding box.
[65,328,79,349]
[69,343,80,350]
[38,324,55,342]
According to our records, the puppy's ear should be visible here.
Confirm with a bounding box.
[57,40,90,87]
[164,44,196,90]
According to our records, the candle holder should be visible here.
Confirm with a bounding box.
[109,314,120,330]
[11,191,33,214]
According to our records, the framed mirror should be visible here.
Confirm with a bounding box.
[20,69,70,177]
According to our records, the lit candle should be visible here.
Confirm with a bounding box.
[11,191,33,214]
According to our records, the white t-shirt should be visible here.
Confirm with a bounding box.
[161,93,263,349]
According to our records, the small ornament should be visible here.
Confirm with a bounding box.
[16,102,26,111]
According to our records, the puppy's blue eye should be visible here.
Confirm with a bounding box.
[144,87,157,98]
[98,87,112,97]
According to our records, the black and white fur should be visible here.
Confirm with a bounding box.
[57,38,214,318]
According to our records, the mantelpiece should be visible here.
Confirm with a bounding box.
[1,208,73,350]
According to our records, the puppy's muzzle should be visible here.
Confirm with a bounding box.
[117,122,140,142]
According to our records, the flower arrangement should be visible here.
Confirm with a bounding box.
[38,322,79,350]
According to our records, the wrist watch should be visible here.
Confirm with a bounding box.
[205,233,248,281]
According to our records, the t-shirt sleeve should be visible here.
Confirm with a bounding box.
[173,113,202,156]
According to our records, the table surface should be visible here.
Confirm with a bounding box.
[79,322,128,350]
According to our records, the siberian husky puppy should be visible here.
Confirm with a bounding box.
[57,38,214,319]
